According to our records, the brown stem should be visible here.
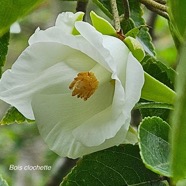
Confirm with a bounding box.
[146,5,169,20]
[140,0,167,12]
[76,0,89,17]
[122,0,130,19]
[154,0,166,5]
[140,0,169,20]
[147,12,158,40]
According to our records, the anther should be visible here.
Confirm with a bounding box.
[69,72,99,101]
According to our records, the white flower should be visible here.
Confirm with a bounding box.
[0,12,144,158]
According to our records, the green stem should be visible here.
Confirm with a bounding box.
[110,0,121,32]
[134,102,174,110]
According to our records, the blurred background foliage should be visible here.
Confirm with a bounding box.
[0,0,177,185]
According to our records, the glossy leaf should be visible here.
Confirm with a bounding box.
[92,0,155,55]
[125,27,140,38]
[171,40,186,182]
[0,107,34,125]
[0,32,9,77]
[61,145,167,186]
[140,55,176,120]
[141,72,176,105]
[0,0,45,37]
[124,36,145,61]
[127,0,155,56]
[90,11,116,36]
[92,0,112,19]
[169,0,186,38]
[139,117,171,177]
[141,55,176,89]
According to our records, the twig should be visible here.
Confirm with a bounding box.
[110,0,121,32]
[154,0,166,5]
[147,12,158,40]
[140,0,169,20]
[76,0,89,15]
[146,5,169,20]
[122,0,130,19]
[140,0,167,12]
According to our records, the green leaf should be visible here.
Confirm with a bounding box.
[168,21,182,50]
[171,40,186,182]
[169,0,186,39]
[0,175,9,186]
[140,55,176,120]
[92,0,112,19]
[127,0,155,56]
[90,11,116,36]
[142,72,176,105]
[71,12,84,35]
[141,55,176,89]
[61,145,167,186]
[124,36,145,61]
[140,102,170,121]
[138,117,171,177]
[0,32,9,77]
[92,0,155,55]
[135,102,174,110]
[125,26,140,38]
[0,107,34,125]
[0,0,45,37]
[121,17,135,34]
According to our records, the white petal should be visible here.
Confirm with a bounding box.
[29,27,113,75]
[29,12,84,44]
[75,21,115,72]
[122,126,138,145]
[10,22,21,34]
[72,77,129,147]
[124,53,145,112]
[72,104,130,146]
[0,42,96,119]
[32,89,130,158]
[55,12,84,33]
[102,35,129,88]
[29,21,123,77]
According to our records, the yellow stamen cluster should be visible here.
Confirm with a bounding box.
[69,72,99,101]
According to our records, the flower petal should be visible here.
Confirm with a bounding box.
[124,53,145,112]
[32,92,131,158]
[55,12,84,33]
[0,42,96,119]
[29,27,114,75]
[70,27,142,147]
[75,21,114,71]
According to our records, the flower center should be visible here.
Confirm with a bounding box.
[69,72,99,101]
